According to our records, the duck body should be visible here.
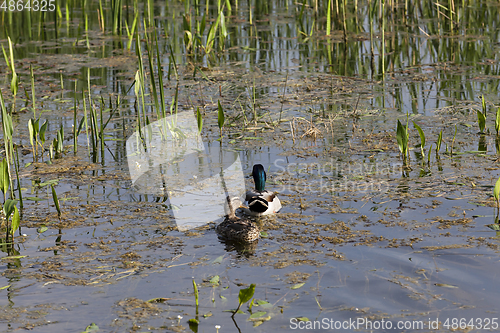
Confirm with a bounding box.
[244,164,282,216]
[216,216,260,242]
[216,197,260,243]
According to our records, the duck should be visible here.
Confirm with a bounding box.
[216,197,260,243]
[244,164,282,216]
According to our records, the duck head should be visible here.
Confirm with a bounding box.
[252,164,266,192]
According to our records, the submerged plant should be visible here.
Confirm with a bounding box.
[494,176,500,215]
[495,107,500,137]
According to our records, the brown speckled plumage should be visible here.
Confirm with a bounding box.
[216,197,260,243]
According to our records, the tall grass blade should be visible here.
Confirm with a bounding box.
[10,205,19,236]
[436,130,443,155]
[0,159,9,202]
[477,109,486,133]
[412,121,425,157]
[217,100,224,140]
[197,107,203,135]
[494,175,500,213]
[51,184,61,217]
[496,107,500,137]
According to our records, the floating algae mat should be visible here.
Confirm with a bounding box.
[1,0,500,332]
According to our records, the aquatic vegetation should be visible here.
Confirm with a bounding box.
[217,100,224,141]
[1,37,18,97]
[233,283,255,316]
[51,125,64,159]
[494,176,500,214]
[496,107,500,137]
[196,107,203,135]
[477,109,486,134]
[436,130,443,156]
[3,198,19,241]
[396,119,409,164]
[0,159,19,242]
[193,278,199,309]
[50,184,61,218]
[412,121,425,158]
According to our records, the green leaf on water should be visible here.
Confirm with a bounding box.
[224,309,245,313]
[25,197,46,201]
[259,231,268,238]
[249,311,267,319]
[212,255,223,264]
[81,323,99,332]
[209,275,220,286]
[255,299,271,307]
[1,255,26,260]
[434,283,458,289]
[486,224,500,231]
[37,225,48,233]
[295,317,309,322]
[39,179,59,187]
[0,285,10,290]
[238,284,255,305]
[291,282,305,290]
[146,297,168,303]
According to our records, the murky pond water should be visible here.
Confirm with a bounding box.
[1,0,500,332]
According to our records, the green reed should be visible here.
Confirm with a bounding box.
[495,176,500,215]
[495,107,500,137]
[217,100,225,141]
[51,184,61,217]
[396,119,409,164]
[436,130,443,156]
[13,146,22,211]
[0,91,13,197]
[412,121,425,158]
